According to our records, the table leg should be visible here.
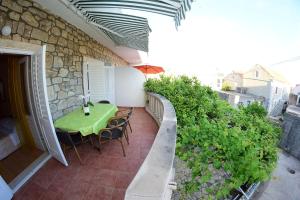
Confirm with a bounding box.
[89,135,94,147]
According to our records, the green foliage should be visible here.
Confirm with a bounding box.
[239,101,267,118]
[221,82,232,91]
[145,75,281,198]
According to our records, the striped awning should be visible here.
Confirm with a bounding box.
[68,0,193,51]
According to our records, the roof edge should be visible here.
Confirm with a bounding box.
[33,0,142,64]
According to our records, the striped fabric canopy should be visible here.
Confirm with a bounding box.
[68,0,193,51]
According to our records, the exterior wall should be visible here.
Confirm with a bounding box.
[289,85,300,106]
[268,80,290,114]
[243,78,271,99]
[280,111,300,160]
[115,67,146,107]
[0,0,128,119]
[243,65,272,81]
[243,65,272,109]
[218,91,264,108]
[292,85,300,95]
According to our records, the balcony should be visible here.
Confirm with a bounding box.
[13,93,177,200]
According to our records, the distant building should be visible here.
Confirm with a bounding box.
[222,64,290,115]
[223,71,243,90]
[218,90,265,108]
[243,64,290,114]
[214,72,224,91]
[289,84,300,106]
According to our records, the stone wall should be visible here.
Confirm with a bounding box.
[280,111,300,160]
[0,0,128,119]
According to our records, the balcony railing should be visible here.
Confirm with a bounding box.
[125,92,177,200]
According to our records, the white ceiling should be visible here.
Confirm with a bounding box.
[33,0,142,65]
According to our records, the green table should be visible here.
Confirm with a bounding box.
[54,103,118,136]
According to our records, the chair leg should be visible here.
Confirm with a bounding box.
[89,135,94,147]
[128,121,132,133]
[73,146,83,165]
[119,139,126,157]
[98,136,102,154]
[124,129,129,145]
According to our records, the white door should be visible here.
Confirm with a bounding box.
[104,66,115,104]
[0,176,12,200]
[87,60,106,102]
[20,56,45,151]
[31,45,68,166]
[83,57,115,103]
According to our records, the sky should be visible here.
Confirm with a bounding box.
[136,0,300,85]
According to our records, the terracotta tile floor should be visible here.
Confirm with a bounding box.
[13,108,158,200]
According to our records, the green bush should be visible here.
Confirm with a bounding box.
[145,75,281,198]
[222,82,232,91]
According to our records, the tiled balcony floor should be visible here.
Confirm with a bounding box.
[13,108,158,200]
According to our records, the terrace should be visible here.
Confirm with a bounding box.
[0,0,188,199]
[0,0,286,200]
[13,107,159,200]
[11,93,177,200]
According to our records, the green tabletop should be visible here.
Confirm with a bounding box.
[54,103,118,136]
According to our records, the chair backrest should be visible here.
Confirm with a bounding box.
[121,119,128,134]
[120,107,133,120]
[98,100,110,104]
[108,116,126,127]
[56,129,81,147]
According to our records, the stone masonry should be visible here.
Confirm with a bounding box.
[0,0,128,119]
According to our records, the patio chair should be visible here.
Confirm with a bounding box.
[98,100,110,104]
[97,118,129,157]
[56,129,84,165]
[116,107,133,133]
[107,116,129,144]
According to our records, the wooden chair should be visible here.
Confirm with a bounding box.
[98,100,110,104]
[56,129,84,165]
[97,118,129,157]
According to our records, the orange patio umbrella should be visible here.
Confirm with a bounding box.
[133,65,165,79]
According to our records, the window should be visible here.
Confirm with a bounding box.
[275,87,278,94]
[255,70,259,78]
[217,79,221,87]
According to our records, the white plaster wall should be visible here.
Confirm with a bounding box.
[115,67,146,107]
[292,85,300,95]
[268,80,290,113]
[243,78,271,99]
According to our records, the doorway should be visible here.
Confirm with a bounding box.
[0,43,68,197]
[0,54,46,185]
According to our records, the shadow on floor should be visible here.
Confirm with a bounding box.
[253,150,300,200]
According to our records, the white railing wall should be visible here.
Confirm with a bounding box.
[125,92,177,200]
[146,93,164,125]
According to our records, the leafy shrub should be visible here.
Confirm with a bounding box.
[222,82,232,91]
[145,75,281,198]
[239,101,267,118]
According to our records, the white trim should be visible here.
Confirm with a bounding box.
[297,95,300,106]
[0,40,67,190]
[9,153,51,193]
[0,176,13,200]
[0,39,40,55]
[0,48,33,55]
